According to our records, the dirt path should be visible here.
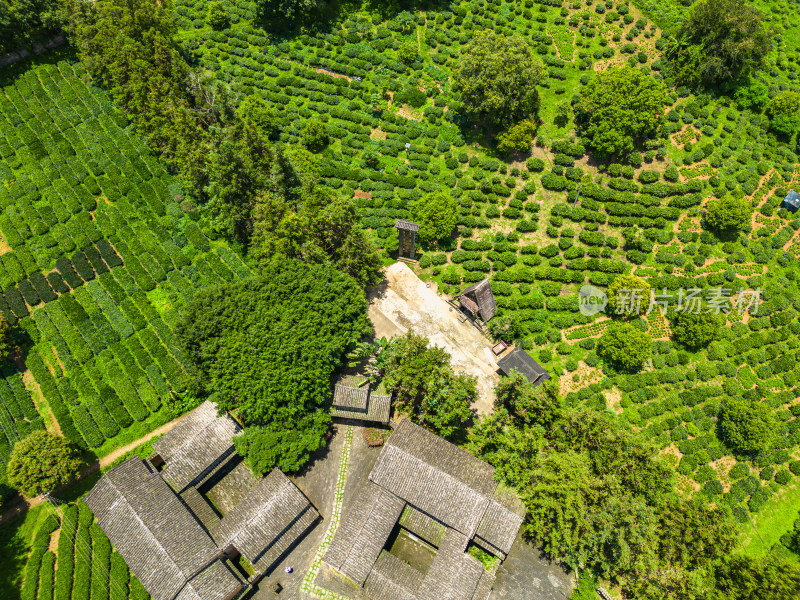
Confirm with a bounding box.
[0,413,188,526]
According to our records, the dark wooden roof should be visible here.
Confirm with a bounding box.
[394,219,420,232]
[153,401,242,492]
[211,469,318,573]
[458,279,497,321]
[370,420,496,537]
[323,481,405,585]
[497,348,551,387]
[84,458,238,600]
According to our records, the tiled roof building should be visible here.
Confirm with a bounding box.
[86,402,318,600]
[324,420,524,600]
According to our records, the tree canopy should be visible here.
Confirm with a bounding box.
[453,30,547,131]
[719,398,777,455]
[0,0,64,55]
[6,432,82,497]
[768,91,800,139]
[178,259,371,473]
[409,191,458,246]
[378,332,476,440]
[606,275,650,317]
[704,195,753,232]
[468,384,736,598]
[596,323,652,371]
[670,0,771,86]
[576,67,668,157]
[669,310,726,349]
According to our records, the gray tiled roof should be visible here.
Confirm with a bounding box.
[333,383,369,409]
[474,486,525,557]
[369,420,496,536]
[211,469,318,573]
[173,560,243,600]
[394,219,421,232]
[323,481,405,585]
[416,529,484,600]
[84,458,233,600]
[153,401,242,492]
[364,551,423,600]
[325,421,525,600]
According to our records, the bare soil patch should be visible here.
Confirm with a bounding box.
[397,105,422,121]
[367,263,500,414]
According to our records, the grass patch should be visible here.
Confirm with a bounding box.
[467,543,500,571]
[88,408,173,460]
[0,504,48,600]
[740,474,800,556]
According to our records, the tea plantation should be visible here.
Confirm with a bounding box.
[0,59,253,491]
[2,0,800,598]
[164,0,800,543]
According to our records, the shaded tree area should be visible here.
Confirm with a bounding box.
[667,0,771,87]
[468,376,741,600]
[377,332,476,441]
[0,0,64,54]
[453,30,547,148]
[66,0,382,288]
[177,259,371,473]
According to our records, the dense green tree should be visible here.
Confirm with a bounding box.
[576,67,668,156]
[0,314,14,364]
[66,0,222,164]
[302,119,329,151]
[704,195,753,232]
[596,323,652,370]
[378,332,476,440]
[719,398,777,454]
[0,0,64,54]
[256,0,324,22]
[669,0,771,86]
[409,191,458,246]
[206,1,230,30]
[453,30,547,131]
[251,185,383,287]
[205,118,284,244]
[238,96,278,139]
[178,260,371,473]
[606,275,651,317]
[710,554,800,600]
[496,121,538,153]
[494,374,564,431]
[6,432,82,497]
[669,310,726,349]
[468,402,678,591]
[767,91,800,139]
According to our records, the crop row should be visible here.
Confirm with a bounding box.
[21,502,148,600]
[1,62,253,454]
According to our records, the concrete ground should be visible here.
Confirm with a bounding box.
[490,536,575,600]
[367,262,500,414]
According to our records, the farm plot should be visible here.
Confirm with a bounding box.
[0,61,252,484]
